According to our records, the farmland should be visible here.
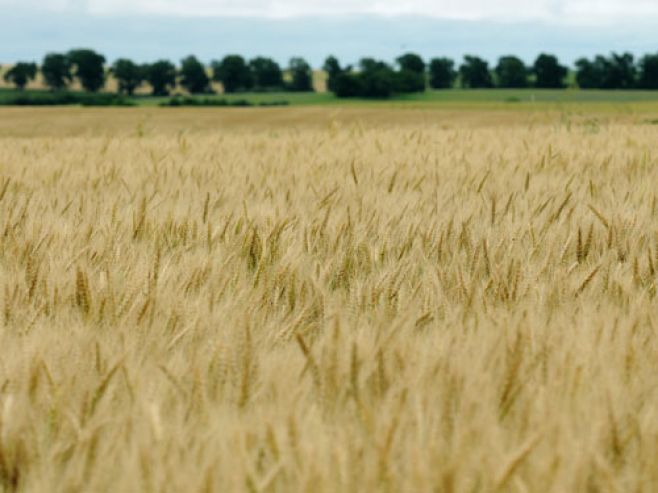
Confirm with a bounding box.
[4,86,658,108]
[0,105,658,492]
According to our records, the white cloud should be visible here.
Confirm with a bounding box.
[84,0,567,18]
[4,0,658,23]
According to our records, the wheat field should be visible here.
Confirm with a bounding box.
[0,107,657,492]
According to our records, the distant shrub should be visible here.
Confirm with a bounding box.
[159,96,289,107]
[329,57,425,99]
[0,91,134,106]
[333,73,363,98]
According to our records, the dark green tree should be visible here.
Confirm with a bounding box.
[180,55,211,94]
[327,58,399,99]
[111,59,145,95]
[576,53,637,89]
[359,58,390,73]
[358,58,395,98]
[637,53,658,89]
[323,55,347,93]
[333,73,363,97]
[396,53,425,74]
[394,53,425,92]
[495,56,528,88]
[428,58,456,89]
[211,55,253,93]
[459,56,493,88]
[287,57,313,92]
[575,57,602,88]
[603,53,636,89]
[145,60,177,96]
[42,53,72,91]
[68,49,106,92]
[249,57,283,90]
[532,53,567,88]
[393,70,425,93]
[3,62,37,90]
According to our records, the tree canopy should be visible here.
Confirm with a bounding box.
[3,62,38,90]
[249,57,284,90]
[41,53,72,91]
[396,53,426,74]
[287,57,314,92]
[180,55,211,94]
[637,53,658,89]
[212,56,253,93]
[428,58,457,89]
[394,53,426,92]
[145,60,177,96]
[111,59,145,95]
[495,56,528,88]
[459,56,493,88]
[533,54,568,88]
[323,56,347,93]
[68,49,106,92]
[576,53,637,89]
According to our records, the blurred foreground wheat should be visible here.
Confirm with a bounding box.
[0,111,657,492]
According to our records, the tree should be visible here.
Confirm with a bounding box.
[212,55,253,93]
[111,59,145,95]
[68,49,106,92]
[327,58,414,99]
[42,53,72,91]
[145,60,177,96]
[333,73,362,97]
[359,58,391,73]
[249,57,283,90]
[576,53,637,89]
[394,70,425,93]
[603,52,636,89]
[428,58,456,89]
[3,62,37,90]
[360,70,394,98]
[495,56,528,88]
[575,57,602,89]
[180,55,210,94]
[396,53,425,74]
[395,53,425,92]
[323,55,347,93]
[637,53,658,89]
[533,53,567,88]
[358,58,395,98]
[459,56,493,88]
[288,57,313,92]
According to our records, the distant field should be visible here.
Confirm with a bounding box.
[3,86,658,109]
[1,105,657,139]
[136,88,658,106]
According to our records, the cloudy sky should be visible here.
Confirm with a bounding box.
[1,0,656,64]
[5,0,658,21]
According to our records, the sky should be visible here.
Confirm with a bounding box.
[1,0,656,65]
[6,0,658,21]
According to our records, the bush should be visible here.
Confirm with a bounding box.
[394,69,426,93]
[0,91,134,106]
[359,68,395,99]
[159,96,289,107]
[327,56,425,99]
[333,73,363,98]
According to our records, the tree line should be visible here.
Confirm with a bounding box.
[2,50,314,95]
[3,49,658,99]
[325,52,658,98]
